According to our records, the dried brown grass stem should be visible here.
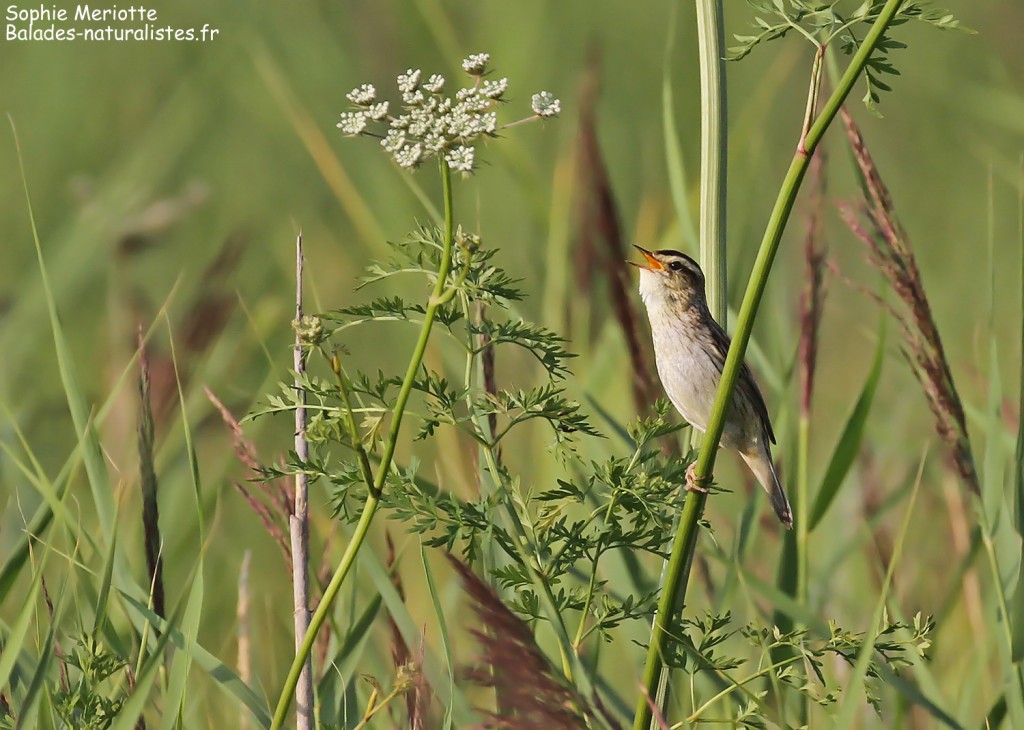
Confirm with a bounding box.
[137,327,165,620]
[799,152,827,417]
[839,110,978,494]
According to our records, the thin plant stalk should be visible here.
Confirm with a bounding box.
[290,231,314,730]
[796,148,825,730]
[632,2,905,727]
[271,159,457,730]
[238,549,252,730]
[797,49,826,616]
[656,0,728,720]
[455,290,590,695]
[794,416,811,725]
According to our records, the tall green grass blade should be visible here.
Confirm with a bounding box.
[976,168,1024,725]
[11,117,115,540]
[13,635,54,730]
[773,517,798,613]
[12,574,65,730]
[159,567,204,730]
[0,549,51,693]
[160,323,207,730]
[981,343,1005,528]
[885,601,959,729]
[419,543,454,730]
[315,592,382,725]
[984,693,1009,730]
[108,658,160,730]
[833,450,925,729]
[977,342,1021,663]
[35,690,55,730]
[91,503,119,641]
[934,525,983,627]
[109,610,179,730]
[0,434,82,548]
[716,481,759,611]
[1010,156,1024,662]
[120,594,272,728]
[0,309,174,608]
[353,540,474,724]
[873,664,964,730]
[0,438,73,605]
[809,319,886,530]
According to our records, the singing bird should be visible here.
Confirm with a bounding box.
[632,246,792,528]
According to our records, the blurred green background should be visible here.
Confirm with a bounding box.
[2,0,1023,726]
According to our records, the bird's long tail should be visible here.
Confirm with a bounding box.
[740,444,793,529]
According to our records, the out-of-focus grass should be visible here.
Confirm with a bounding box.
[2,0,1023,727]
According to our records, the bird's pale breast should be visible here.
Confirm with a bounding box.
[648,307,754,452]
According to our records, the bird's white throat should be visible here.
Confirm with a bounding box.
[637,268,666,309]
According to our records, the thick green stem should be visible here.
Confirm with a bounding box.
[632,3,904,728]
[695,0,728,325]
[271,160,456,730]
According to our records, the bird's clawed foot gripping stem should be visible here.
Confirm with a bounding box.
[685,462,711,494]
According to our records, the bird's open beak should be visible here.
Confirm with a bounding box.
[629,245,664,271]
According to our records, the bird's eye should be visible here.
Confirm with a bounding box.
[668,260,684,271]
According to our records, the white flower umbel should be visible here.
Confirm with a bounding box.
[346,84,376,106]
[366,102,389,121]
[337,53,560,173]
[445,145,475,172]
[337,111,369,136]
[480,77,508,100]
[396,69,422,93]
[461,53,490,75]
[394,143,423,169]
[423,74,445,93]
[381,129,405,154]
[531,91,561,118]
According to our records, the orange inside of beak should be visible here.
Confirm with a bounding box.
[631,248,664,271]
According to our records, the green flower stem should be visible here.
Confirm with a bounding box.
[632,2,904,728]
[271,159,457,730]
[351,685,407,730]
[482,445,587,689]
[455,292,588,695]
[327,352,376,489]
[796,416,810,604]
[572,562,602,652]
[686,655,802,723]
[795,412,811,726]
[572,443,644,653]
